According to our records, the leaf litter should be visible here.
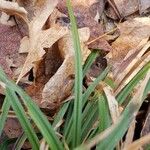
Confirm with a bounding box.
[0,0,150,149]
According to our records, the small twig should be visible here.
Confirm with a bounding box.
[86,27,118,45]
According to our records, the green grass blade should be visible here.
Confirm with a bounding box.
[64,66,110,144]
[17,89,63,150]
[98,93,111,133]
[0,97,10,136]
[83,66,111,106]
[6,88,39,149]
[88,127,99,140]
[77,72,150,150]
[0,68,63,150]
[83,50,99,77]
[63,101,73,135]
[52,101,70,128]
[0,138,16,150]
[67,0,83,147]
[117,62,150,104]
[14,132,27,150]
[81,103,98,141]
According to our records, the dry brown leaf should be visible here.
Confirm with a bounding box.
[4,118,22,138]
[113,40,149,86]
[123,133,150,150]
[113,0,139,17]
[139,0,150,14]
[141,105,150,137]
[106,17,150,70]
[41,28,90,107]
[16,0,61,83]
[103,86,120,124]
[0,23,26,78]
[123,120,136,148]
[57,0,112,51]
[0,0,28,22]
[115,49,150,95]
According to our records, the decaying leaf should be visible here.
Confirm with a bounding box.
[103,86,120,124]
[123,120,136,148]
[57,0,112,51]
[4,118,22,138]
[41,27,90,108]
[139,0,150,14]
[112,0,139,17]
[107,17,150,63]
[17,0,62,83]
[141,105,150,137]
[0,0,28,22]
[0,23,26,78]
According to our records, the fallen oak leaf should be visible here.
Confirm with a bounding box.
[106,17,150,63]
[16,0,60,83]
[17,25,68,83]
[41,27,90,107]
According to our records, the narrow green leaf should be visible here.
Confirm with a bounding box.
[63,101,73,135]
[0,68,63,150]
[6,88,39,149]
[81,102,98,141]
[0,138,16,150]
[117,62,150,104]
[52,102,70,128]
[83,50,99,77]
[64,66,110,144]
[98,93,111,133]
[77,72,150,150]
[67,0,83,147]
[83,66,111,106]
[0,97,10,136]
[14,132,27,150]
[17,89,63,150]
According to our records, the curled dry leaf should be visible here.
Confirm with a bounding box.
[103,86,120,124]
[0,12,15,26]
[41,27,90,108]
[25,27,90,111]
